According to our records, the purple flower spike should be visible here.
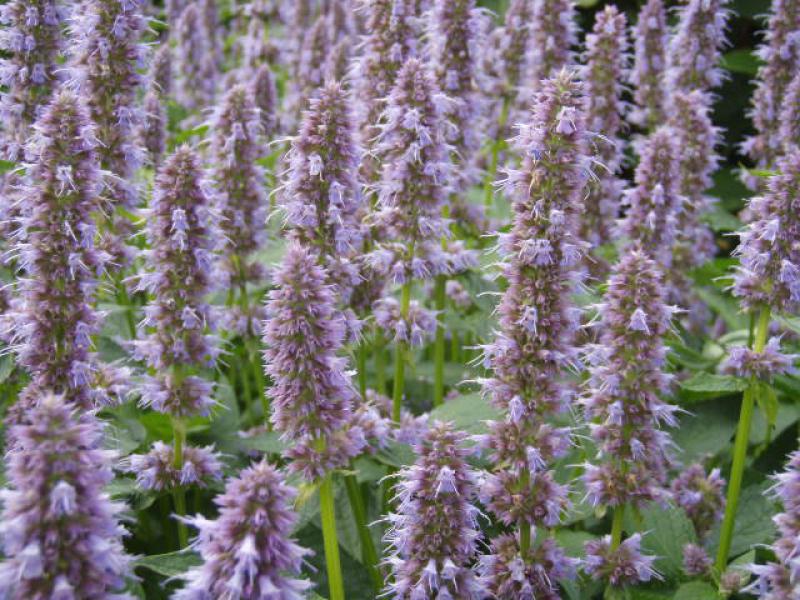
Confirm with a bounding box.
[732,148,800,314]
[618,126,684,267]
[175,460,313,599]
[368,58,454,285]
[779,69,800,153]
[524,0,577,99]
[723,337,797,380]
[126,441,223,491]
[0,393,133,598]
[280,81,363,304]
[744,0,800,171]
[251,64,279,140]
[0,0,63,162]
[262,242,365,479]
[3,90,106,410]
[629,0,667,128]
[670,464,725,538]
[134,146,220,418]
[149,44,173,98]
[666,0,730,95]
[582,249,678,509]
[683,543,712,577]
[492,0,534,100]
[141,87,167,166]
[747,450,800,599]
[289,14,333,115]
[580,5,629,251]
[584,533,660,587]
[384,422,484,599]
[175,4,217,110]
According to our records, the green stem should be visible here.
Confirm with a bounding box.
[484,97,511,209]
[433,275,446,407]
[392,282,412,422]
[375,330,386,396]
[344,472,382,591]
[610,504,625,551]
[357,342,368,400]
[519,466,531,554]
[171,417,188,549]
[319,470,345,600]
[715,306,771,572]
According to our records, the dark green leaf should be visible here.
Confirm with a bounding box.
[133,551,202,577]
[707,484,776,560]
[428,392,500,434]
[638,502,697,581]
[673,398,739,462]
[680,373,748,396]
[721,49,761,76]
[239,430,286,454]
[674,582,720,600]
[754,382,778,441]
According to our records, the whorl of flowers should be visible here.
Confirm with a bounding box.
[384,422,484,599]
[748,451,800,599]
[176,460,313,599]
[211,84,268,327]
[133,146,221,418]
[4,90,104,410]
[744,0,800,169]
[251,64,279,140]
[723,336,797,380]
[525,0,578,96]
[582,249,678,509]
[175,4,217,110]
[629,0,667,128]
[583,533,660,587]
[280,81,363,304]
[126,440,223,491]
[429,0,484,190]
[682,543,712,577]
[0,0,63,162]
[618,126,684,267]
[732,148,800,314]
[141,86,167,166]
[262,242,365,480]
[670,463,725,538]
[0,393,133,598]
[666,0,730,95]
[778,69,800,153]
[374,297,437,347]
[580,5,629,249]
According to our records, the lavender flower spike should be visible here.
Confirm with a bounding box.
[251,64,279,141]
[140,86,167,166]
[2,90,105,410]
[133,145,221,419]
[732,147,800,314]
[479,70,589,598]
[0,0,63,162]
[175,3,216,110]
[744,0,800,170]
[670,463,725,539]
[747,450,800,599]
[584,533,660,587]
[262,242,366,480]
[0,393,133,598]
[384,422,484,599]
[580,5,629,252]
[523,0,578,99]
[778,69,800,152]
[582,248,678,511]
[629,0,667,128]
[176,460,313,599]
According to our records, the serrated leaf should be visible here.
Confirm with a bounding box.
[638,502,697,581]
[674,582,720,600]
[680,373,748,396]
[428,392,500,434]
[133,551,201,577]
[708,484,776,560]
[673,398,739,461]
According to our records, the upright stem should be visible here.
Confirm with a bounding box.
[715,306,771,572]
[392,282,412,422]
[610,504,625,551]
[519,466,531,554]
[344,472,382,591]
[433,275,446,407]
[483,96,511,209]
[357,342,368,400]
[171,416,188,549]
[375,330,387,396]
[319,470,345,600]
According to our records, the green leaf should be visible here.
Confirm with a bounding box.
[174,124,209,144]
[754,381,778,441]
[707,484,776,559]
[751,401,800,445]
[701,205,741,232]
[555,530,596,557]
[0,354,16,384]
[428,392,500,434]
[680,372,748,397]
[637,502,697,581]
[239,430,286,454]
[673,398,739,463]
[375,441,416,468]
[133,551,202,577]
[721,49,761,76]
[674,581,720,600]
[0,159,17,174]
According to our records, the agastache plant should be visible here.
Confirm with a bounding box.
[718,148,800,572]
[251,64,279,141]
[0,393,133,598]
[743,0,800,173]
[581,248,678,585]
[384,422,484,599]
[580,5,629,257]
[525,0,577,98]
[175,3,217,111]
[130,145,223,547]
[478,70,587,598]
[778,68,800,152]
[262,242,365,600]
[629,0,667,128]
[176,460,313,599]
[2,90,106,411]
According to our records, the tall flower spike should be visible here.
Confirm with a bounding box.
[743,0,800,172]
[384,422,484,599]
[618,126,684,268]
[523,0,577,99]
[141,85,167,166]
[211,84,268,334]
[581,248,678,512]
[492,0,534,101]
[175,460,314,599]
[150,44,173,97]
[666,0,730,95]
[281,81,363,305]
[671,463,725,539]
[748,451,800,599]
[133,146,221,418]
[262,242,365,480]
[2,90,105,410]
[732,147,800,314]
[251,64,279,141]
[629,0,667,128]
[779,68,800,153]
[175,3,217,111]
[580,5,629,254]
[0,0,63,162]
[479,69,588,598]
[71,0,146,265]
[0,393,133,598]
[289,14,332,116]
[583,533,660,587]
